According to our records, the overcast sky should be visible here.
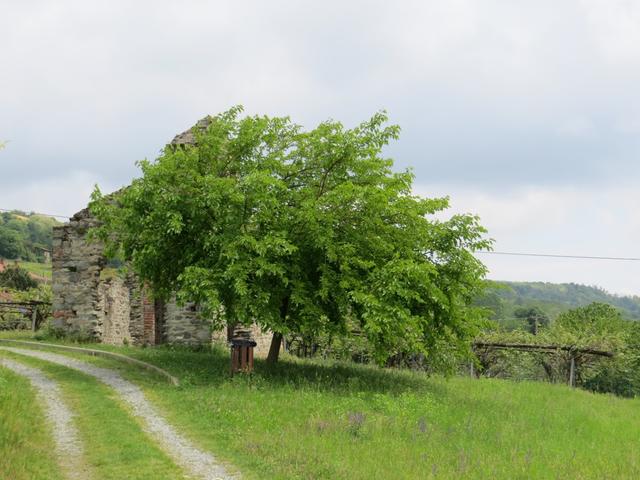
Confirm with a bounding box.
[2,0,640,295]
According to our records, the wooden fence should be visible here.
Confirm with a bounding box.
[472,341,614,387]
[0,301,50,331]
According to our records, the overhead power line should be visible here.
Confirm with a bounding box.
[0,208,70,219]
[477,251,640,262]
[0,209,637,261]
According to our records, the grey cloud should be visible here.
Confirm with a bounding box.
[388,108,640,186]
[2,1,640,197]
[3,0,640,294]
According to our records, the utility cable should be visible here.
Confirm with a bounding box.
[477,251,640,262]
[0,208,70,219]
[1,209,638,261]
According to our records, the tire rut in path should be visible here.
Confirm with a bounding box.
[0,347,238,480]
[0,358,90,480]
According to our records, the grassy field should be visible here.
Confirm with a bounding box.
[17,261,51,279]
[0,348,183,480]
[2,333,640,479]
[0,362,64,480]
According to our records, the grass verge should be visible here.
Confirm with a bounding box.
[3,334,640,479]
[18,261,51,279]
[0,363,64,480]
[0,349,186,480]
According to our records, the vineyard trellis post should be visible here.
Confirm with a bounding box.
[472,342,613,388]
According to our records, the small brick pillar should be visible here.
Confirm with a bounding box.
[229,329,257,374]
[142,292,156,345]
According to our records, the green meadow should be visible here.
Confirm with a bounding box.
[1,334,639,479]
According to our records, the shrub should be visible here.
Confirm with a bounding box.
[0,265,38,291]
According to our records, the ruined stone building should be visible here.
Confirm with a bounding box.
[51,120,273,352]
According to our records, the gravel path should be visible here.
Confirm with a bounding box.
[0,347,238,480]
[0,358,90,480]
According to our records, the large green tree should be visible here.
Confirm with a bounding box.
[0,229,24,259]
[551,302,626,349]
[91,107,491,364]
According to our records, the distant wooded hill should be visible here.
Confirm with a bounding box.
[0,210,60,263]
[478,280,640,328]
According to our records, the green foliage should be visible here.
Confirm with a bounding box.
[554,304,640,397]
[287,326,375,364]
[91,107,491,365]
[476,303,640,396]
[0,229,23,259]
[0,284,51,331]
[474,329,551,380]
[478,280,640,327]
[550,302,626,350]
[513,306,549,334]
[33,321,95,343]
[33,320,67,340]
[0,265,38,291]
[0,210,59,262]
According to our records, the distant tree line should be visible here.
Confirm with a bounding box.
[0,211,59,262]
[475,280,640,327]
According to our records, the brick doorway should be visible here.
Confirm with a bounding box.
[142,295,166,345]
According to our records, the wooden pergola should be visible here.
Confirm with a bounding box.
[0,301,50,331]
[472,341,614,387]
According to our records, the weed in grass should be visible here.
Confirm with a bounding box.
[244,442,263,455]
[314,419,331,434]
[457,449,470,475]
[347,411,366,438]
[464,416,473,433]
[417,416,428,434]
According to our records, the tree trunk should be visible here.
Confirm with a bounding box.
[266,296,289,364]
[267,332,283,364]
[226,323,236,342]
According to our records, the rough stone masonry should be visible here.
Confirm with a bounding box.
[52,119,272,352]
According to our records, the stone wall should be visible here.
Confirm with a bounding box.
[127,279,146,345]
[97,276,132,344]
[252,324,275,356]
[142,293,156,345]
[51,119,277,352]
[52,208,106,338]
[211,323,274,357]
[51,199,275,352]
[52,209,145,344]
[164,300,211,346]
[52,208,225,347]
